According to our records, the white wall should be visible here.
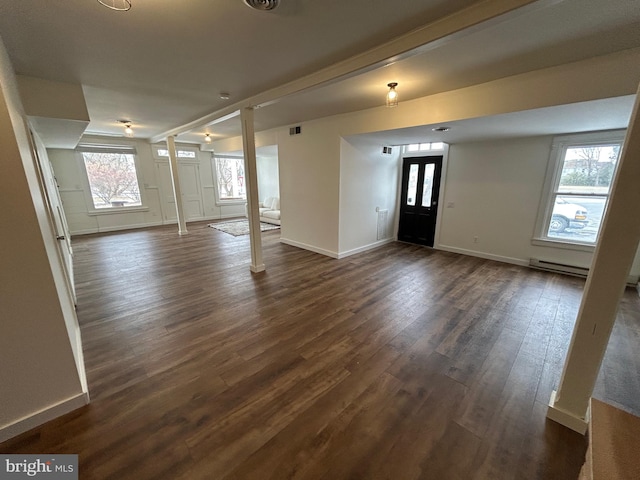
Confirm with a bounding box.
[0,36,87,442]
[436,135,640,279]
[277,124,342,257]
[439,136,578,263]
[213,127,342,256]
[257,152,280,200]
[49,137,245,235]
[339,137,399,256]
[212,48,640,260]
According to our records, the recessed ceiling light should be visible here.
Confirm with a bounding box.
[432,126,451,132]
[97,0,131,11]
[244,0,279,11]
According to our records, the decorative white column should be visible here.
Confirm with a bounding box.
[547,84,640,434]
[241,107,265,273]
[167,135,188,236]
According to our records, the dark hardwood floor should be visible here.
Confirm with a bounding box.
[2,221,639,479]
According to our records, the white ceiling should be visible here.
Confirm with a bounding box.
[351,96,636,148]
[1,0,639,145]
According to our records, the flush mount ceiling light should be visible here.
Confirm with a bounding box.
[97,0,131,11]
[204,133,212,143]
[386,82,398,107]
[432,126,451,132]
[118,120,134,137]
[244,0,279,11]
[219,92,231,100]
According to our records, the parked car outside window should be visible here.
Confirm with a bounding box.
[550,197,588,233]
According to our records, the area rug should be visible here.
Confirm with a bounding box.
[208,219,280,237]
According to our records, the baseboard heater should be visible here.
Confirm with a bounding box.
[529,258,590,278]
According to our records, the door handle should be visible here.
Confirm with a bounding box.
[432,201,438,207]
[57,235,65,241]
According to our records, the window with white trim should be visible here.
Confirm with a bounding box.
[154,147,197,159]
[405,142,445,152]
[77,144,143,210]
[535,131,625,246]
[213,155,246,203]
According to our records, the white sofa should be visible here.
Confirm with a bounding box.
[246,196,281,225]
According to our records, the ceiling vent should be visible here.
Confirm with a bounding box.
[244,0,280,11]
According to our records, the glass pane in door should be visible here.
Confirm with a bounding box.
[406,164,419,206]
[421,163,435,207]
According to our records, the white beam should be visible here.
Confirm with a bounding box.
[151,0,559,143]
[166,135,188,236]
[241,107,265,273]
[547,83,640,433]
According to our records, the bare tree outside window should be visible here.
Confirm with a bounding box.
[215,157,246,200]
[82,152,142,208]
[560,145,618,189]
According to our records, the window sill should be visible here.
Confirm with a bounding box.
[215,200,247,207]
[87,206,149,216]
[531,237,595,253]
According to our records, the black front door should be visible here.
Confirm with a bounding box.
[398,155,443,247]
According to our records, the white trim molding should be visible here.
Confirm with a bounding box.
[436,244,529,267]
[337,238,395,259]
[547,390,589,435]
[0,393,89,443]
[280,237,339,259]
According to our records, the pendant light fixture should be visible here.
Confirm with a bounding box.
[386,82,399,107]
[118,120,134,137]
[97,0,131,11]
[204,133,212,143]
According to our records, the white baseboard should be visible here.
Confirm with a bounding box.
[436,244,529,267]
[546,390,589,435]
[337,238,394,259]
[217,213,245,220]
[438,245,639,286]
[99,221,164,233]
[71,221,164,236]
[0,393,89,443]
[69,215,243,236]
[279,237,339,259]
[250,263,266,273]
[69,227,99,236]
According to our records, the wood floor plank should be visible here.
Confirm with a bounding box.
[455,325,524,438]
[419,421,486,480]
[514,400,586,480]
[2,221,639,479]
[223,344,409,480]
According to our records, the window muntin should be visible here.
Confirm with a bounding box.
[156,148,197,159]
[214,156,246,202]
[405,142,445,152]
[80,150,142,209]
[539,133,624,246]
